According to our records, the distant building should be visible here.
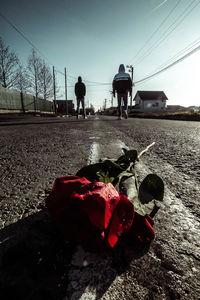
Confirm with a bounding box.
[132,91,168,112]
[102,106,117,116]
[187,106,200,112]
[54,100,75,114]
[86,107,95,115]
[166,105,187,112]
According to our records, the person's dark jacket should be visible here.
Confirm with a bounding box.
[112,64,132,97]
[75,77,86,99]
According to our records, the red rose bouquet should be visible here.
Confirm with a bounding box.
[46,143,164,250]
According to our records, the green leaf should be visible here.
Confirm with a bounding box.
[109,177,115,183]
[116,155,127,163]
[124,149,138,163]
[139,174,164,204]
[119,172,164,216]
[76,147,164,217]
[116,149,138,170]
[104,159,121,169]
[76,160,123,185]
[104,160,124,177]
[76,163,103,182]
[96,170,115,184]
[122,148,128,154]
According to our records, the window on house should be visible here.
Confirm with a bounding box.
[152,102,159,108]
[146,103,152,108]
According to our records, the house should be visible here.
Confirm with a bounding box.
[131,91,168,112]
[166,105,187,112]
[187,106,200,112]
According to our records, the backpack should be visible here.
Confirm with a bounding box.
[113,77,132,94]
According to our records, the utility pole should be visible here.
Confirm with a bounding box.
[110,91,113,107]
[126,65,134,108]
[20,92,25,114]
[64,67,68,115]
[53,66,57,115]
[104,98,107,110]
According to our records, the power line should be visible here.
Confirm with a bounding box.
[62,74,110,85]
[151,0,168,13]
[0,11,71,79]
[60,0,200,85]
[56,70,77,79]
[84,79,110,85]
[133,0,200,66]
[128,0,181,65]
[50,60,111,85]
[60,84,110,88]
[0,11,111,85]
[134,42,200,85]
[5,6,199,90]
[0,12,52,64]
[153,35,200,72]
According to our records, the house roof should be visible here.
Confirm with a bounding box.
[134,91,168,101]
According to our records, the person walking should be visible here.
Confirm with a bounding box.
[112,64,132,120]
[74,76,87,119]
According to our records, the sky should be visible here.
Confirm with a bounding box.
[1,0,200,110]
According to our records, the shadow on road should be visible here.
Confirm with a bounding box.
[0,209,150,300]
[0,210,77,300]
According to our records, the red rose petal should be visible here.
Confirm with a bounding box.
[54,202,92,242]
[46,175,155,250]
[81,182,120,231]
[45,176,90,213]
[107,195,134,248]
[124,213,155,243]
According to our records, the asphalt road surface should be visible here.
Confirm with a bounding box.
[0,114,199,300]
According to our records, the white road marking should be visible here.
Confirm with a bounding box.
[87,142,100,165]
[87,139,127,165]
[135,160,200,258]
[64,141,200,299]
[65,139,128,299]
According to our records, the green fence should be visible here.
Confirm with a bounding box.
[0,86,55,113]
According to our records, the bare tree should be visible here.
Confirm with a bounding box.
[15,63,30,93]
[0,37,19,88]
[41,60,53,100]
[27,49,42,98]
[90,104,95,114]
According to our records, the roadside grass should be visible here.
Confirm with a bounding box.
[128,111,200,121]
